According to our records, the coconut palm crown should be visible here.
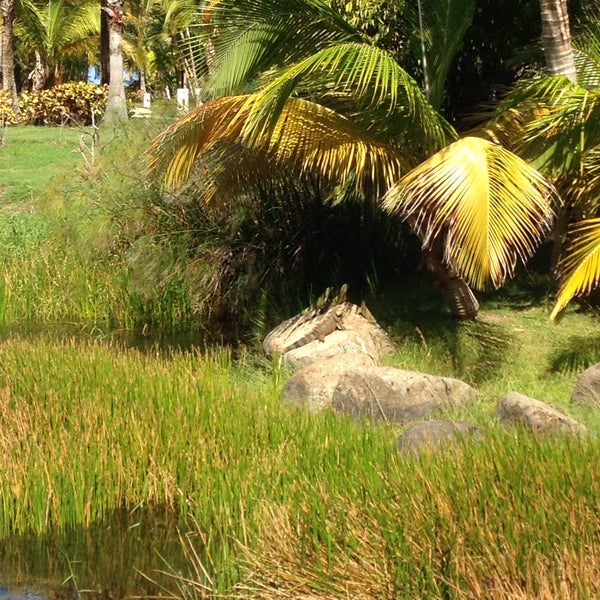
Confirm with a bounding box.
[148,0,559,318]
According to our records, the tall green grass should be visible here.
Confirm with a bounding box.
[1,335,600,598]
[1,121,600,598]
[0,120,204,336]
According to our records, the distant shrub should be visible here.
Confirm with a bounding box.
[0,89,18,125]
[20,82,108,125]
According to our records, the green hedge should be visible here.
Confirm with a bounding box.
[0,90,18,125]
[19,82,108,125]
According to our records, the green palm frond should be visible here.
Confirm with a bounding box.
[493,76,600,176]
[17,0,99,64]
[417,0,475,110]
[382,137,556,290]
[574,48,600,89]
[200,0,359,93]
[574,9,600,89]
[551,218,600,321]
[147,94,407,196]
[560,147,600,217]
[239,42,453,153]
[522,89,600,176]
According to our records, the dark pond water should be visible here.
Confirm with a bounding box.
[0,505,193,599]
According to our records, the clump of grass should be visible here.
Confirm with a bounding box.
[209,433,600,599]
[3,334,600,597]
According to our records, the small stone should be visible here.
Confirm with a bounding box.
[397,420,483,454]
[495,391,585,436]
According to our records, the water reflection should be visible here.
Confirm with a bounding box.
[0,506,191,600]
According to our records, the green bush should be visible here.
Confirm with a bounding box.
[20,82,108,126]
[0,89,18,125]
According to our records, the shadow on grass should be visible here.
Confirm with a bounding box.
[369,273,514,385]
[548,335,600,374]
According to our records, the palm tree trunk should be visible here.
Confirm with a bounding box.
[102,0,128,125]
[139,69,146,95]
[423,233,480,320]
[540,0,577,82]
[100,3,110,85]
[29,51,45,92]
[0,0,18,115]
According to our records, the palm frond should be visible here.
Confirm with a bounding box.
[550,218,600,321]
[574,48,600,89]
[493,76,600,176]
[197,0,359,94]
[573,9,600,89]
[382,137,556,290]
[147,94,407,197]
[418,0,475,110]
[16,0,99,64]
[242,42,453,153]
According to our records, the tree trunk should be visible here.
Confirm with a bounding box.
[423,233,480,320]
[0,0,18,115]
[102,0,128,126]
[540,0,577,82]
[139,68,146,94]
[100,3,110,85]
[28,51,46,93]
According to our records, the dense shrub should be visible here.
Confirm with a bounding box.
[0,90,18,125]
[20,82,108,125]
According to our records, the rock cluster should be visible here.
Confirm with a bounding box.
[265,302,592,455]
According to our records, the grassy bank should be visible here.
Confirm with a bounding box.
[0,123,600,598]
[0,333,599,598]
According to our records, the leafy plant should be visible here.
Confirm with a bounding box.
[0,90,18,125]
[19,82,108,125]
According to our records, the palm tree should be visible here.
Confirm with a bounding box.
[122,0,199,95]
[16,0,99,91]
[487,4,600,320]
[0,0,18,113]
[540,0,577,82]
[147,0,557,319]
[102,0,127,124]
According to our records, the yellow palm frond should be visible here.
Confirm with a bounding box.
[147,94,407,197]
[550,218,600,322]
[382,137,556,290]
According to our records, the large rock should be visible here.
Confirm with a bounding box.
[281,353,377,412]
[263,302,394,370]
[397,420,483,454]
[495,391,586,435]
[572,363,600,407]
[331,367,479,423]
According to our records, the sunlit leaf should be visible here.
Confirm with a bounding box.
[382,137,556,290]
[551,218,600,321]
[147,94,407,197]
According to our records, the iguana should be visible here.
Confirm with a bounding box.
[281,303,346,353]
[262,284,349,357]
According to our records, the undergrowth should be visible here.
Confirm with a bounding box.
[0,120,599,599]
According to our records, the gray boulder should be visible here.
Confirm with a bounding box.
[572,363,600,407]
[397,420,483,454]
[331,367,479,423]
[281,353,377,413]
[495,391,586,435]
[263,302,393,370]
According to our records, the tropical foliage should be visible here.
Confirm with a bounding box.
[1,0,599,322]
[488,7,600,321]
[19,81,108,124]
[16,0,100,89]
[147,0,566,320]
